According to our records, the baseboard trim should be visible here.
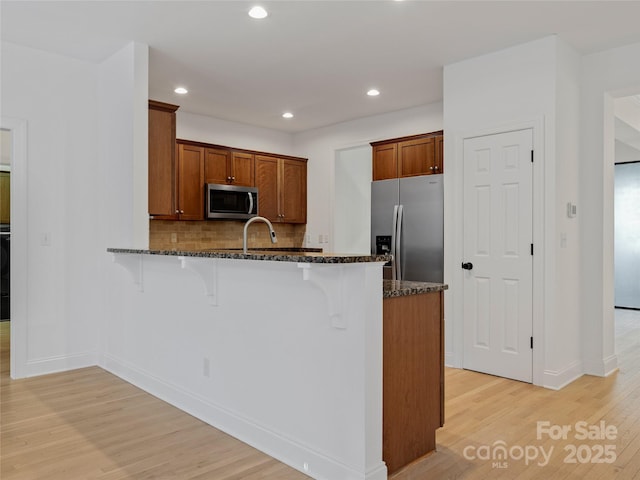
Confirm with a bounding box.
[24,352,98,378]
[444,352,462,368]
[542,360,583,390]
[583,354,618,377]
[100,353,386,480]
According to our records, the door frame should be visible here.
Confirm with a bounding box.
[446,117,545,387]
[2,117,28,379]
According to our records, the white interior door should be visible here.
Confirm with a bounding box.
[462,129,533,383]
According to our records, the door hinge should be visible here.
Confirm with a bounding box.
[531,150,534,163]
[531,244,534,255]
[530,337,533,349]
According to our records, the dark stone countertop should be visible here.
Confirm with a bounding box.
[108,247,392,265]
[383,279,448,298]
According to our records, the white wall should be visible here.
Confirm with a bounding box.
[294,103,443,250]
[443,36,583,388]
[580,41,640,376]
[1,41,101,375]
[334,145,372,254]
[551,37,582,381]
[615,96,640,131]
[616,140,640,163]
[105,255,387,480]
[98,42,149,250]
[0,40,147,377]
[177,111,295,156]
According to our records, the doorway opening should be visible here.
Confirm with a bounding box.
[613,94,640,355]
[1,118,27,379]
[1,129,11,323]
[613,95,640,312]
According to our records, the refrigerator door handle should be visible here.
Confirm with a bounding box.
[396,204,404,280]
[391,205,399,280]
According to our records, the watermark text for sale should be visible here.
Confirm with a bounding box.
[463,420,617,469]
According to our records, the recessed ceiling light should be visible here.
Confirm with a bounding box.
[248,6,268,19]
[282,112,294,119]
[367,89,380,97]
[174,87,188,94]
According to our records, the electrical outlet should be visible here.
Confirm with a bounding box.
[203,357,210,377]
[41,232,51,247]
[303,462,309,472]
[318,234,323,244]
[305,233,311,244]
[171,232,178,243]
[323,234,329,244]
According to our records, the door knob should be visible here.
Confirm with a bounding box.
[461,262,473,270]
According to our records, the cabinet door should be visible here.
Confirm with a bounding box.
[148,105,177,217]
[281,159,307,224]
[204,148,230,184]
[255,155,279,221]
[373,143,398,181]
[178,144,204,220]
[398,136,436,177]
[231,151,255,187]
[0,172,9,224]
[435,134,443,174]
[383,291,443,474]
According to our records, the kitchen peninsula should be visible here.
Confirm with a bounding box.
[107,247,446,480]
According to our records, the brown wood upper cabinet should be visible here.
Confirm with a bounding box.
[176,142,205,220]
[255,155,307,224]
[371,131,443,181]
[148,99,306,222]
[204,148,255,187]
[148,100,206,221]
[148,100,179,218]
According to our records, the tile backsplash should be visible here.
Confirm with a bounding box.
[150,220,306,251]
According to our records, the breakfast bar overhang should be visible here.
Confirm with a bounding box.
[106,248,446,480]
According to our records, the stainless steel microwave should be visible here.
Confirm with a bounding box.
[206,184,258,220]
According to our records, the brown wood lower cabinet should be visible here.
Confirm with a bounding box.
[383,291,444,474]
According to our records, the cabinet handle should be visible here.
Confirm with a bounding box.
[180,210,184,214]
[175,210,179,214]
[430,166,434,171]
[434,166,439,171]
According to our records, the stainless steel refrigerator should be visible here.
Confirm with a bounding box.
[371,175,443,283]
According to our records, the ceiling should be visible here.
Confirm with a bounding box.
[3,1,640,133]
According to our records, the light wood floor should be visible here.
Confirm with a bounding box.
[2,310,640,479]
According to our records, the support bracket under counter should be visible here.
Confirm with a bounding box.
[297,263,346,329]
[111,253,144,292]
[178,256,219,306]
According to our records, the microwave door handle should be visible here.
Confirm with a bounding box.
[248,192,254,214]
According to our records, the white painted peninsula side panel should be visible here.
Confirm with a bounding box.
[104,255,387,480]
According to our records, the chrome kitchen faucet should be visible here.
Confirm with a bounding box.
[243,216,277,253]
